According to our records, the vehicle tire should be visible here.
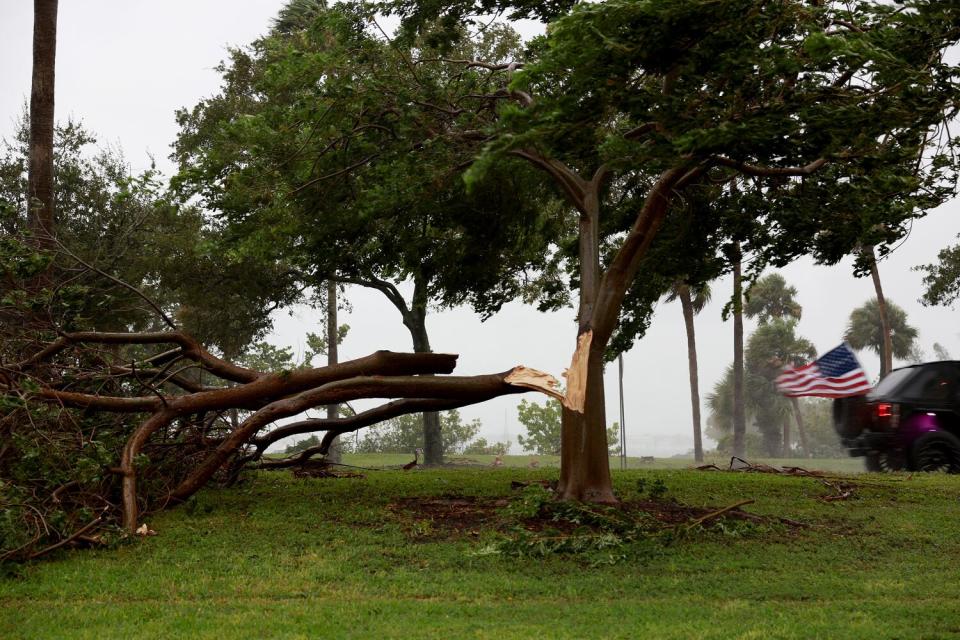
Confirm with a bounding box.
[864,450,906,472]
[909,432,960,473]
[833,396,866,439]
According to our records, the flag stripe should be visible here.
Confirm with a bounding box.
[776,369,866,390]
[776,344,871,399]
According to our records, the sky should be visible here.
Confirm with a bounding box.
[2,2,959,456]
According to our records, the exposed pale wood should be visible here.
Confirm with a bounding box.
[562,330,593,413]
[504,366,563,401]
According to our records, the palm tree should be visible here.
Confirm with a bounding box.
[708,319,816,457]
[845,298,918,377]
[28,0,58,247]
[742,272,816,456]
[706,364,740,452]
[744,273,802,323]
[273,0,328,33]
[746,319,816,456]
[666,281,711,462]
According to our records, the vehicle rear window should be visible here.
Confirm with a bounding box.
[870,368,915,397]
[902,365,960,401]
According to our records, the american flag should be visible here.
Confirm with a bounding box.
[776,343,872,398]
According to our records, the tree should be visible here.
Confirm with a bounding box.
[27,0,57,247]
[746,319,816,456]
[744,272,810,455]
[708,318,815,457]
[744,273,801,324]
[517,397,620,456]
[438,0,960,500]
[462,438,510,456]
[793,398,846,458]
[933,343,952,361]
[353,410,485,455]
[845,298,918,376]
[861,245,895,378]
[173,7,560,466]
[665,281,710,462]
[918,240,960,310]
[0,112,296,358]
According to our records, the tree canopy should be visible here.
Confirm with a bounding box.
[845,297,920,367]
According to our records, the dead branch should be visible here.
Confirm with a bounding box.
[686,499,755,530]
[29,507,109,560]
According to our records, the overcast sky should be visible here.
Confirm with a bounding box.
[3,2,959,456]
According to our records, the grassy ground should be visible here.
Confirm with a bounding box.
[343,452,869,473]
[2,460,959,639]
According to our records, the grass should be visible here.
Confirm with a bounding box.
[2,458,959,639]
[342,452,869,473]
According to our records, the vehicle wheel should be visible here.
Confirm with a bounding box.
[864,450,906,472]
[910,432,960,473]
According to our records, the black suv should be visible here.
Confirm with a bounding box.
[833,361,960,472]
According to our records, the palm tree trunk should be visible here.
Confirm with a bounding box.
[864,245,893,378]
[678,285,704,462]
[28,0,58,247]
[781,415,791,458]
[732,246,746,458]
[790,397,810,458]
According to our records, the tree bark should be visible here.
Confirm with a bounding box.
[28,0,58,247]
[789,397,810,458]
[409,275,443,465]
[341,274,443,464]
[678,285,704,462]
[781,415,791,458]
[732,246,747,458]
[864,246,893,378]
[558,186,612,501]
[325,280,342,463]
[169,369,537,508]
[559,349,616,502]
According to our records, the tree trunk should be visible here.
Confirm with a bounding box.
[28,0,58,247]
[781,415,791,458]
[557,191,616,503]
[678,285,704,462]
[325,280,342,463]
[732,247,747,458]
[864,246,893,378]
[406,276,443,465]
[558,347,616,502]
[790,397,810,458]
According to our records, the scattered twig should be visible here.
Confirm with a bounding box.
[29,507,108,560]
[685,499,755,530]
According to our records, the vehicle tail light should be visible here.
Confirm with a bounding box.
[874,402,900,429]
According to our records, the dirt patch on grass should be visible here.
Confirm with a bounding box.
[387,493,807,542]
[388,495,508,538]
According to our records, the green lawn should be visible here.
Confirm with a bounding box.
[2,461,958,639]
[342,452,869,473]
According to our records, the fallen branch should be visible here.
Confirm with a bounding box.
[29,507,109,560]
[685,499,755,530]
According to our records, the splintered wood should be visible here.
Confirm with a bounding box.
[561,330,592,412]
[504,366,564,401]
